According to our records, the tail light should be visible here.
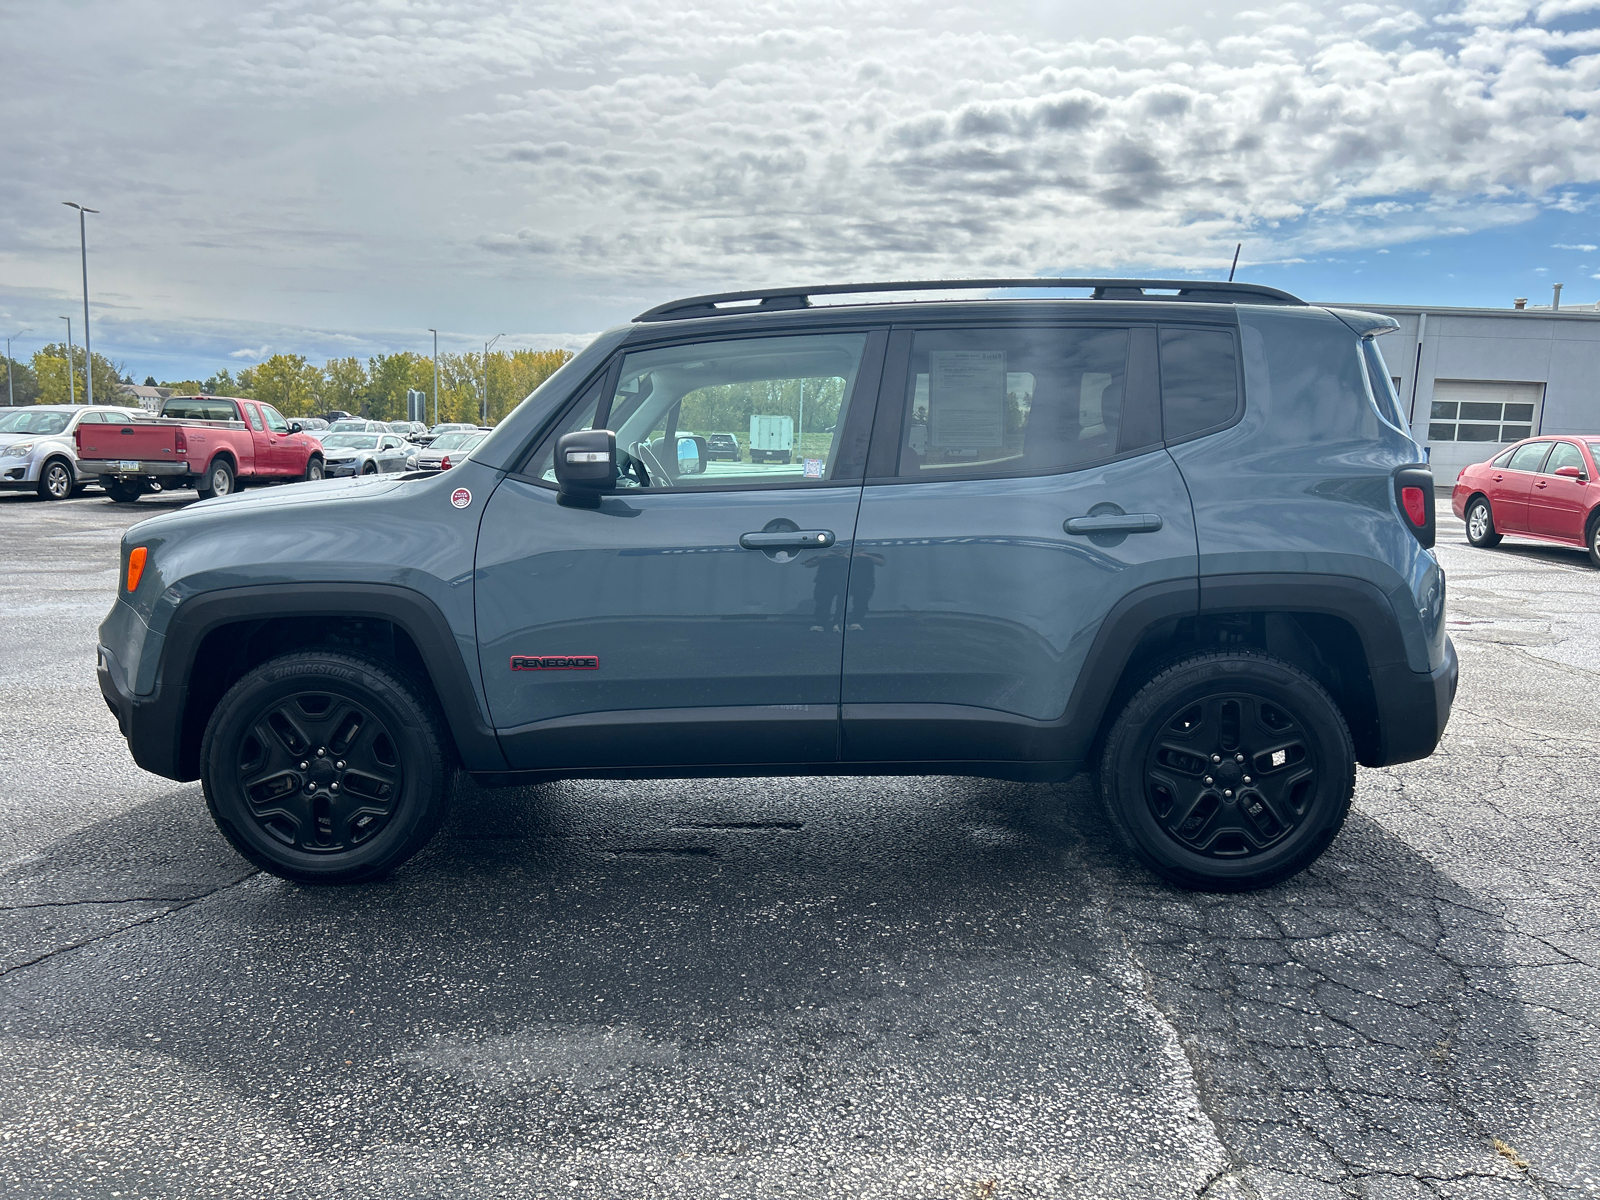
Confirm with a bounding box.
[1393,466,1435,549]
[125,546,149,593]
[174,428,187,454]
[440,455,452,470]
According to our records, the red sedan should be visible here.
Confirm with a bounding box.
[1452,436,1600,567]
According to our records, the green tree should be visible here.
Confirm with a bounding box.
[203,368,240,395]
[368,351,429,422]
[321,356,369,416]
[30,343,127,406]
[494,349,571,423]
[2,357,40,405]
[249,354,322,417]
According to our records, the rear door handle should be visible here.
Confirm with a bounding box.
[1065,513,1163,535]
[740,529,834,549]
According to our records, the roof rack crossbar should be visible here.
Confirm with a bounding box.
[634,278,1305,321]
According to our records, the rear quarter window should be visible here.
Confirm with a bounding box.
[1159,327,1241,441]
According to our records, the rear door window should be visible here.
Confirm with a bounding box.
[1508,443,1550,472]
[1159,327,1241,441]
[895,326,1133,478]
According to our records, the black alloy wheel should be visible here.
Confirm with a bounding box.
[361,461,378,475]
[1465,497,1501,547]
[38,459,73,500]
[1100,651,1355,891]
[201,651,450,883]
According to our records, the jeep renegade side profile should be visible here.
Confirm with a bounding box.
[96,279,1456,891]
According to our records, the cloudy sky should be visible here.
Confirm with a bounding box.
[4,0,1599,379]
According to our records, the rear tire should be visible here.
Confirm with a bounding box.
[105,479,146,504]
[196,458,235,499]
[1587,512,1600,569]
[37,458,74,500]
[1465,496,1501,547]
[1099,651,1356,892]
[200,651,451,884]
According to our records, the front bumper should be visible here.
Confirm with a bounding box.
[1369,634,1459,767]
[97,643,189,781]
[326,460,360,477]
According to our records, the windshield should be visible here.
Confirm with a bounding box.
[430,423,467,434]
[429,432,471,451]
[322,434,378,449]
[330,421,369,432]
[463,434,488,450]
[0,410,70,435]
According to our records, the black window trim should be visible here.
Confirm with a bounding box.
[862,319,1169,487]
[506,326,890,494]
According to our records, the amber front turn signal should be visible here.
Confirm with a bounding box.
[125,546,148,593]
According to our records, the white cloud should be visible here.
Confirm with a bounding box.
[1554,242,1600,250]
[229,345,271,360]
[0,0,1597,357]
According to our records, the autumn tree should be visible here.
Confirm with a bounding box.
[30,344,126,406]
[248,354,323,417]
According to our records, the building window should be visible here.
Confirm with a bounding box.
[1425,380,1543,443]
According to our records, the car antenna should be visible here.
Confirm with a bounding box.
[1228,243,1242,282]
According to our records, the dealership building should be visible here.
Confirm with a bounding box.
[1325,300,1600,483]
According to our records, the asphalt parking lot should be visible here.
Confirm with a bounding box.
[1,485,1597,1199]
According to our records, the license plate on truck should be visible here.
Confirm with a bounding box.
[119,460,140,472]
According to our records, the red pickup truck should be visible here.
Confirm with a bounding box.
[76,395,324,503]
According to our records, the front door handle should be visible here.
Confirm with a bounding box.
[740,529,834,549]
[1535,480,1549,489]
[1065,513,1163,535]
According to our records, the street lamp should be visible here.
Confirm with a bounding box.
[62,202,98,407]
[428,328,439,426]
[60,316,75,406]
[5,328,32,407]
[483,333,505,425]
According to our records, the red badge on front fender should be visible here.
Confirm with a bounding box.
[511,655,600,671]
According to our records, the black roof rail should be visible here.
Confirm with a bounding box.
[634,278,1306,321]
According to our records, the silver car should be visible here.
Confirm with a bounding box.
[0,405,142,500]
[410,430,488,471]
[320,432,411,477]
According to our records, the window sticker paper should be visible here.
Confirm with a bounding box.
[929,350,1005,450]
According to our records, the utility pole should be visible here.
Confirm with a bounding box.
[483,334,504,425]
[5,328,31,406]
[60,316,75,405]
[63,202,98,406]
[428,329,439,426]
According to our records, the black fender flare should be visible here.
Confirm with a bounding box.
[136,582,505,780]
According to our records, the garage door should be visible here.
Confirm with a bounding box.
[1424,380,1544,482]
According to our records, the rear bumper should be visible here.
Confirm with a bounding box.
[97,644,188,780]
[88,461,191,477]
[1370,635,1459,767]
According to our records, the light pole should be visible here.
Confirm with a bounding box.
[63,202,98,406]
[60,316,75,405]
[428,329,439,426]
[483,334,504,425]
[5,328,31,406]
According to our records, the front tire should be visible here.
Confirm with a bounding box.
[1099,651,1356,892]
[1465,497,1501,547]
[304,456,325,482]
[37,458,74,500]
[200,651,450,884]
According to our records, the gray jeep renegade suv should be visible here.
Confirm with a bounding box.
[96,279,1456,891]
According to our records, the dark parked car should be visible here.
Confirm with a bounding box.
[704,432,740,461]
[97,278,1454,892]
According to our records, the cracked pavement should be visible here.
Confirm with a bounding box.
[1,488,1597,1198]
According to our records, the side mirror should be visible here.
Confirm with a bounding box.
[554,428,617,506]
[289,422,303,434]
[676,434,708,476]
[1556,465,1585,479]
